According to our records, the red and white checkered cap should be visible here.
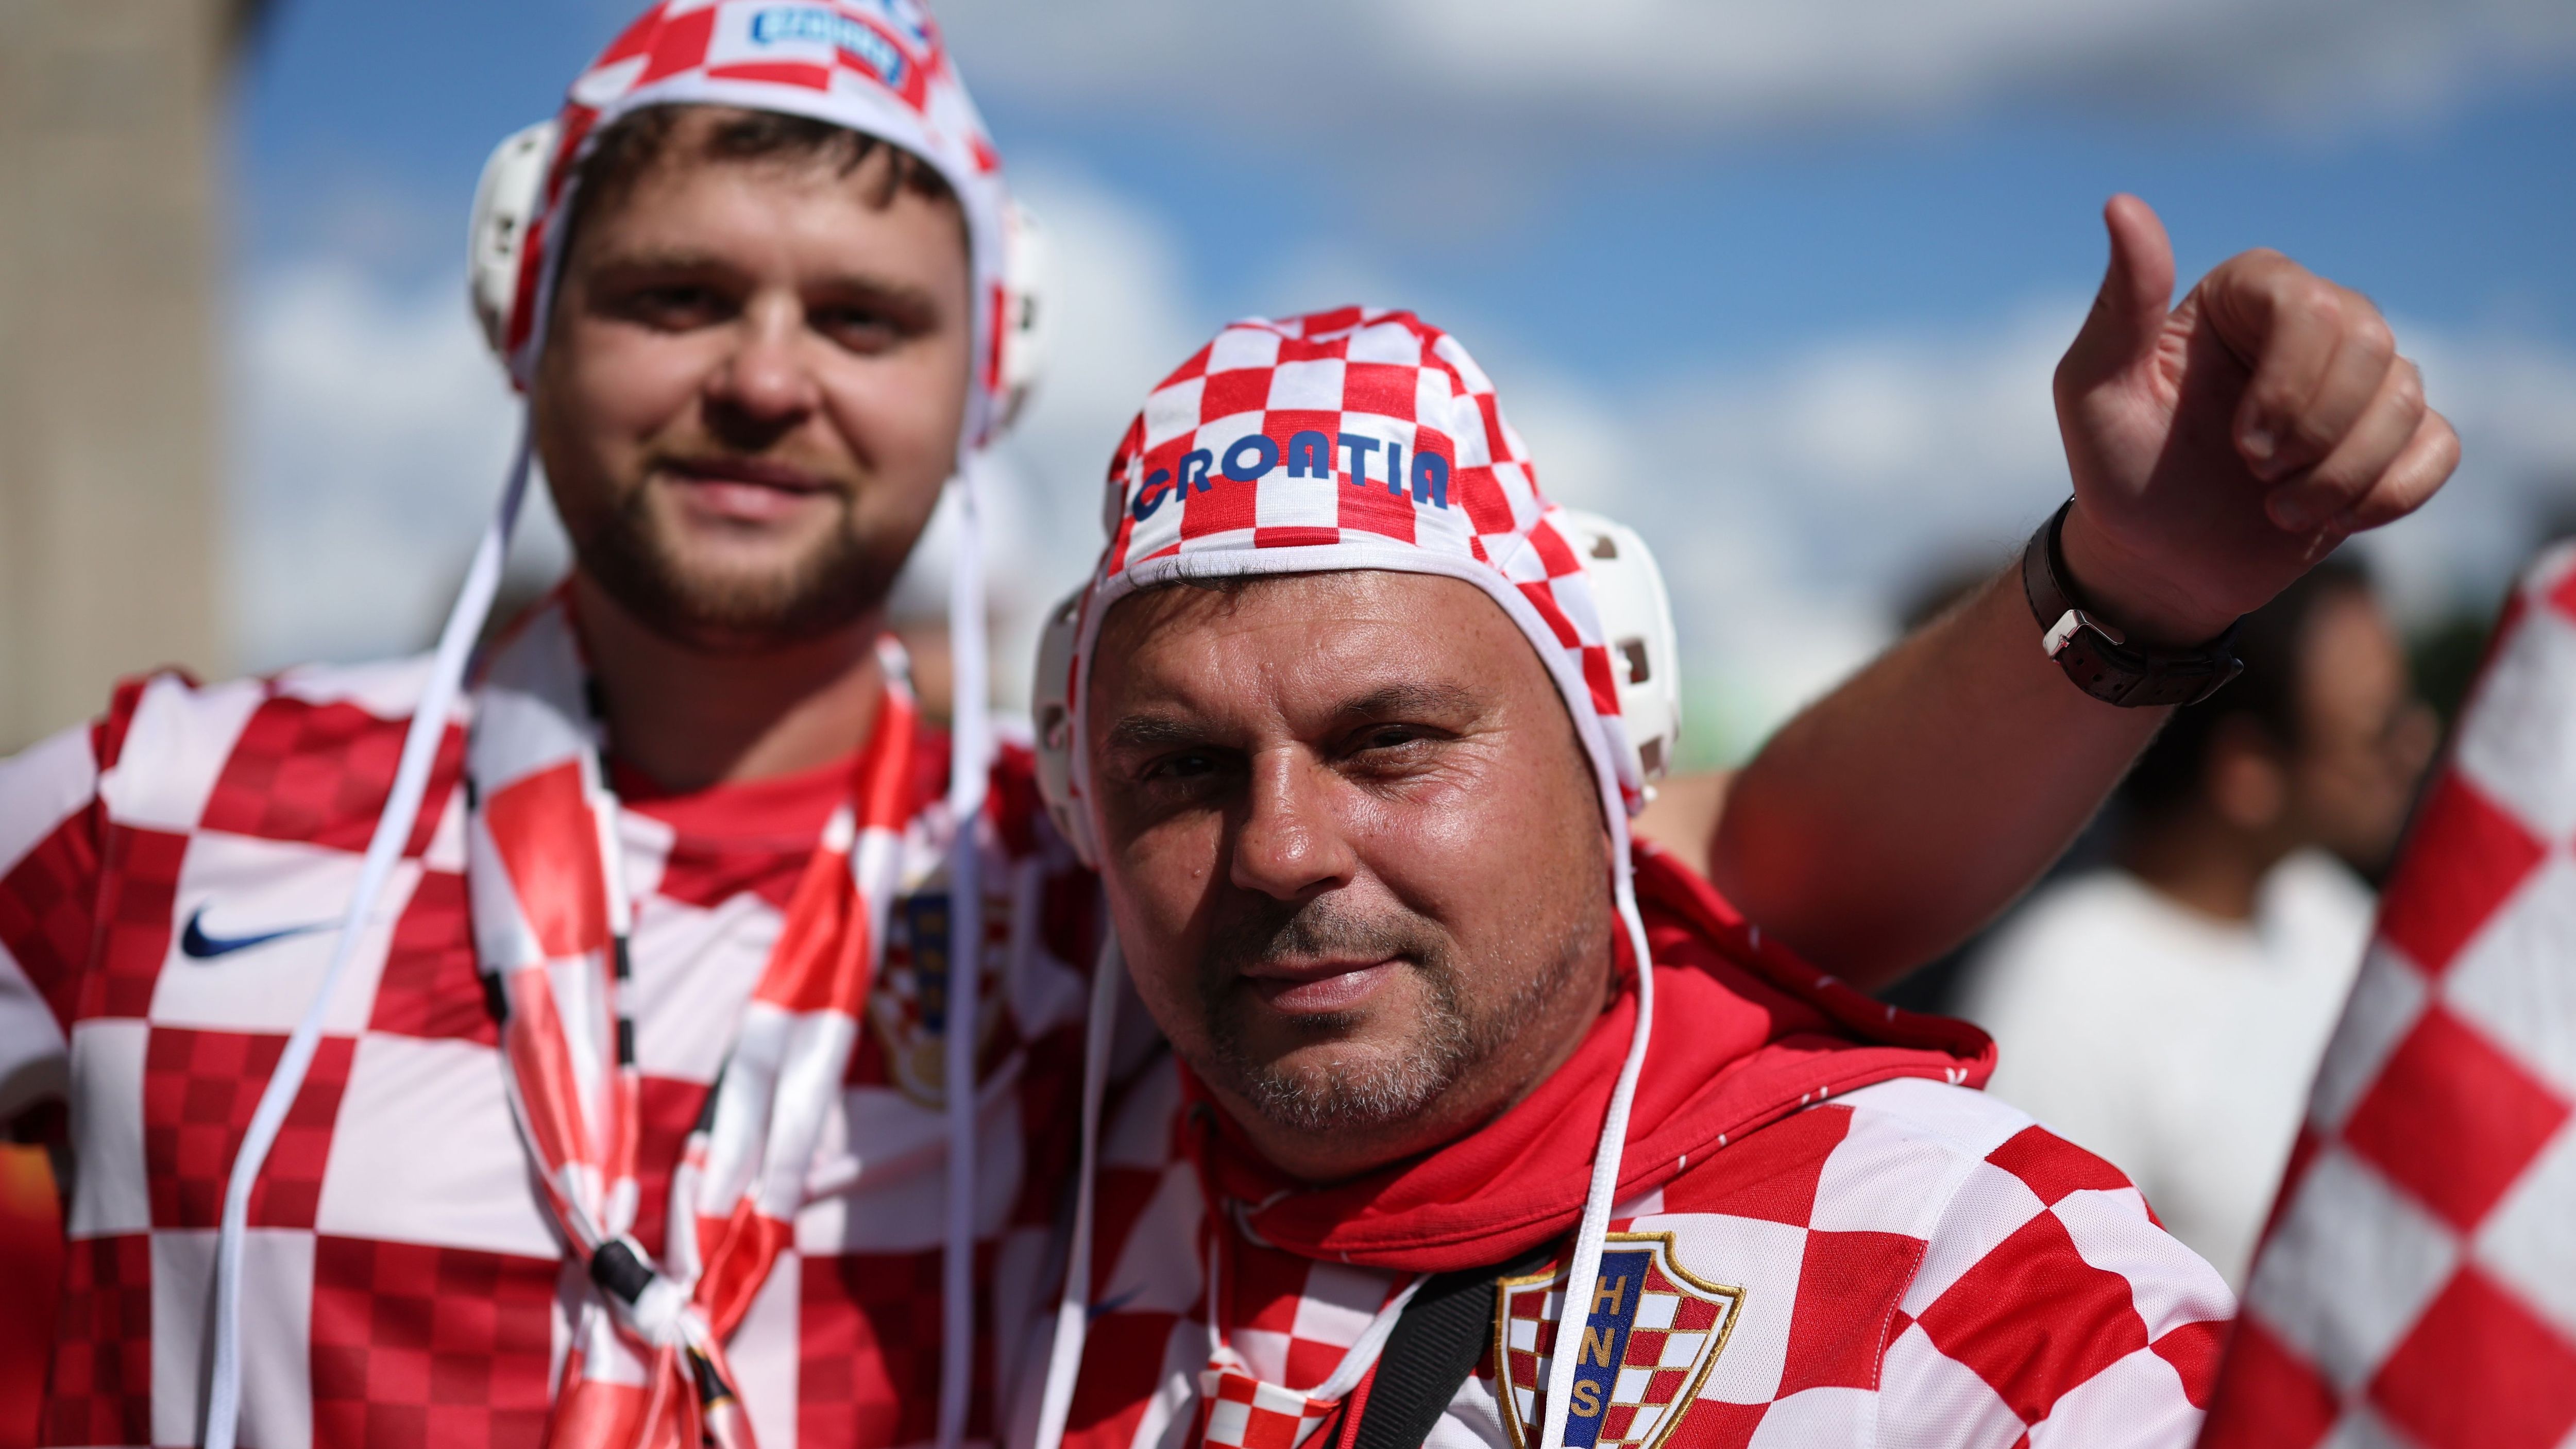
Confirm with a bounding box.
[501,0,1016,445]
[1066,306,1648,836]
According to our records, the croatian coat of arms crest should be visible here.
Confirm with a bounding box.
[1494,1232,1743,1449]
[867,886,1006,1107]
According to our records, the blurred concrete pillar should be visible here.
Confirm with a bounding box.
[0,0,258,751]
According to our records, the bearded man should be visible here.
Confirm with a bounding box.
[1020,200,2453,1448]
[0,6,1091,1448]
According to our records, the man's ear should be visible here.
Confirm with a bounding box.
[2204,714,2291,833]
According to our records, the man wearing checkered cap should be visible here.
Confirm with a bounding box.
[1,4,1087,1448]
[1023,199,2455,1448]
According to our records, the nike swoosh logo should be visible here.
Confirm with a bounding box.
[180,905,334,962]
[1088,1288,1143,1321]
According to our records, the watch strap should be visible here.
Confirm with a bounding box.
[2021,501,2244,708]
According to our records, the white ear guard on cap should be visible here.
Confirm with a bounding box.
[465,117,1052,407]
[994,197,1049,431]
[1031,588,1094,867]
[1028,504,1683,867]
[1553,507,1684,788]
[469,120,561,358]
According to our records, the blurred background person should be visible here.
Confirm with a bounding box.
[1956,557,2439,1287]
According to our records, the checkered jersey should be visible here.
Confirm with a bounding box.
[0,659,1100,1449]
[2201,543,2576,1449]
[1047,1067,2232,1449]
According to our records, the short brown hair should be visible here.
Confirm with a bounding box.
[561,103,957,251]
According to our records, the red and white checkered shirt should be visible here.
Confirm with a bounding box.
[1052,1066,2234,1449]
[0,658,1099,1449]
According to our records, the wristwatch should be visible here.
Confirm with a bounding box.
[2021,500,2243,707]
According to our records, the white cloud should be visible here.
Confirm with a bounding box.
[228,169,2576,766]
[937,0,2576,135]
[889,159,1217,706]
[227,262,561,674]
[1547,303,2576,762]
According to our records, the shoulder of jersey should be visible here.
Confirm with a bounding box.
[1829,1073,2047,1147]
[95,655,445,742]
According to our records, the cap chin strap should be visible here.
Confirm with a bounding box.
[202,426,536,1449]
[939,466,991,1449]
[204,448,1002,1449]
[1538,861,1657,1449]
[1029,935,1125,1449]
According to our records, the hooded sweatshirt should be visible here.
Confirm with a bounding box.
[1020,310,2233,1449]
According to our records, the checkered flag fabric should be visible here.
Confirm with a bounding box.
[468,601,919,1449]
[505,0,1015,444]
[2201,542,2576,1449]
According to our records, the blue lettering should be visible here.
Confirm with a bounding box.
[1411,452,1450,509]
[748,6,907,87]
[849,0,934,46]
[1384,441,1406,496]
[1130,468,1173,522]
[1286,431,1332,478]
[1221,434,1280,482]
[1338,434,1379,488]
[1562,1252,1652,1449]
[1180,449,1214,493]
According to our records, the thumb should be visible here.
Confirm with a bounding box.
[2058,194,2177,393]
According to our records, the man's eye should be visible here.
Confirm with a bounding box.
[812,306,907,353]
[1145,750,1219,782]
[617,285,728,329]
[1357,726,1424,752]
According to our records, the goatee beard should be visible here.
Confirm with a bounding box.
[1196,898,1590,1138]
[575,482,902,650]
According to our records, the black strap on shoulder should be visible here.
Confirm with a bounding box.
[1352,1244,1556,1449]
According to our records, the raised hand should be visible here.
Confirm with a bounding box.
[2050,195,2458,646]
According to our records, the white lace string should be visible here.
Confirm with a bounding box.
[1538,838,1656,1449]
[1030,933,1124,1449]
[939,465,991,1449]
[204,428,532,1449]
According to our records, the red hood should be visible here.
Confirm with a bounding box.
[1185,847,1995,1273]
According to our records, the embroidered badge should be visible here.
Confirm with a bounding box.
[867,887,1005,1107]
[1494,1232,1743,1449]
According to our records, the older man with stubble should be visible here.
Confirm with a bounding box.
[1014,195,2454,1449]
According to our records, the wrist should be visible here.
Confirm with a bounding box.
[2057,500,2239,649]
[2025,501,2245,709]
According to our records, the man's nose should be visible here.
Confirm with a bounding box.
[705,297,819,433]
[1229,750,1357,901]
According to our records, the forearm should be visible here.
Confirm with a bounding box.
[1705,563,2166,989]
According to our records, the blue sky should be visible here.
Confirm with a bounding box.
[223,0,2576,761]
[234,0,2576,359]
